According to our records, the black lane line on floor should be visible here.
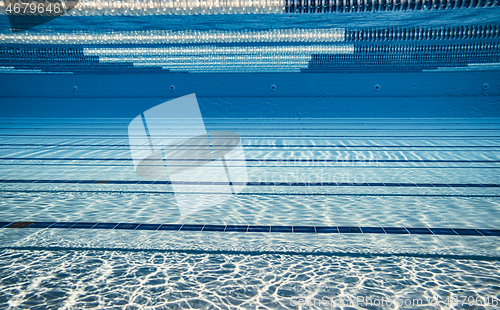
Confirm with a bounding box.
[2,135,500,140]
[2,128,500,131]
[3,132,500,137]
[2,121,500,125]
[1,179,499,188]
[1,157,500,163]
[1,134,500,141]
[1,143,500,148]
[1,190,499,198]
[1,221,498,237]
[1,145,499,149]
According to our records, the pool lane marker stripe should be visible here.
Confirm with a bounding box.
[0,179,499,188]
[2,158,500,163]
[1,221,498,237]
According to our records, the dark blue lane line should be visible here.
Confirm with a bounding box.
[3,164,498,170]
[2,121,499,125]
[2,135,500,140]
[1,144,500,148]
[3,131,500,137]
[1,157,500,163]
[2,129,500,132]
[1,145,499,149]
[1,189,499,198]
[1,179,498,188]
[2,221,498,237]
[1,135,500,142]
[159,224,182,231]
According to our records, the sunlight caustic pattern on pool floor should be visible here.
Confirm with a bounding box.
[0,118,499,259]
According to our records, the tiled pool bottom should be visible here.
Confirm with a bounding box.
[0,118,500,257]
[1,249,499,310]
[0,118,499,308]
[1,193,499,258]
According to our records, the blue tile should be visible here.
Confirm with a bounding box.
[92,223,119,229]
[477,229,500,236]
[245,182,260,186]
[383,183,400,187]
[230,182,246,186]
[152,181,171,185]
[352,183,369,186]
[336,183,353,187]
[77,180,96,184]
[274,182,290,186]
[415,184,434,187]
[136,224,161,230]
[51,222,77,228]
[367,183,384,187]
[136,181,154,185]
[271,226,293,233]
[407,228,433,235]
[158,224,182,231]
[198,182,214,185]
[115,223,140,230]
[383,227,409,234]
[259,182,274,186]
[433,184,451,187]
[290,182,306,186]
[203,225,226,232]
[448,184,468,188]
[6,222,34,228]
[430,228,457,235]
[465,184,484,188]
[121,181,139,184]
[399,183,416,187]
[453,229,482,236]
[339,226,362,233]
[71,222,97,229]
[481,184,500,188]
[293,226,316,233]
[182,181,200,185]
[360,227,385,234]
[225,225,248,232]
[315,226,339,233]
[322,182,338,186]
[95,181,111,184]
[0,222,13,228]
[107,181,125,184]
[180,224,204,231]
[28,222,55,228]
[248,226,270,233]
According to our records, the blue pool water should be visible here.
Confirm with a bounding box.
[1,4,500,310]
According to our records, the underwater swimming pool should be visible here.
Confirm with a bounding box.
[1,2,500,309]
